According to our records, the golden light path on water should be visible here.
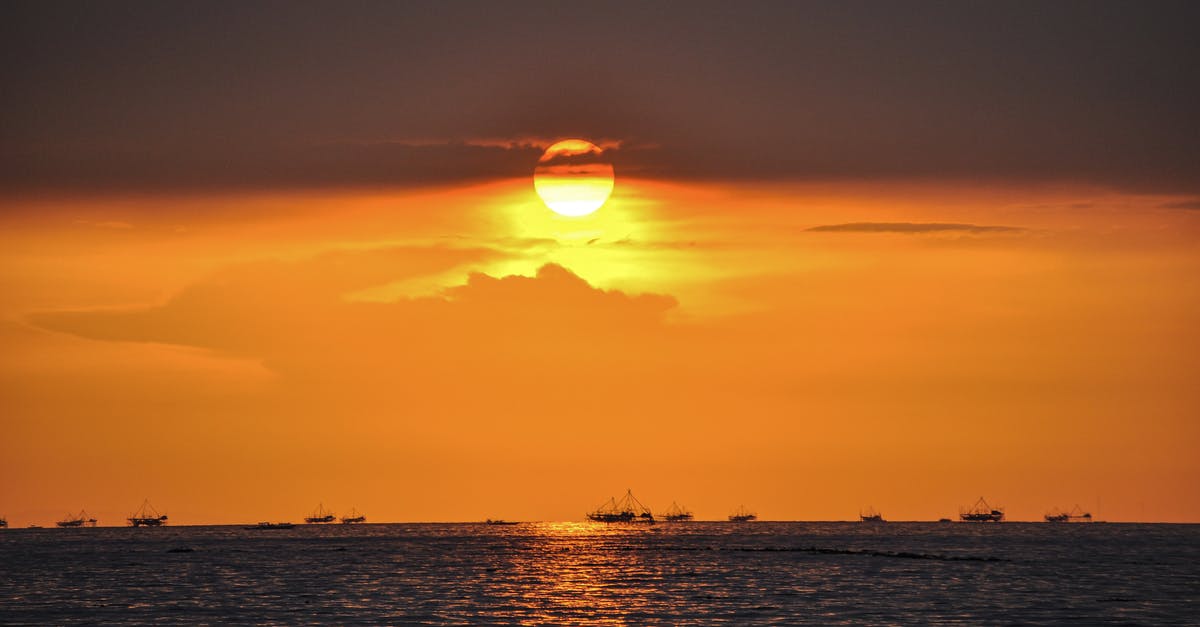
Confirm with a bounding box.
[479,522,677,623]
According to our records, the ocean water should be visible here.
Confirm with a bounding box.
[1,522,1197,625]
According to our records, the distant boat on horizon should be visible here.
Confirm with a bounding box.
[1045,505,1093,523]
[728,505,758,522]
[304,503,336,524]
[0,516,8,528]
[663,501,694,522]
[860,506,885,523]
[245,521,294,530]
[128,500,168,527]
[56,509,98,528]
[960,497,1004,522]
[588,489,655,524]
[485,519,519,525]
[340,508,366,524]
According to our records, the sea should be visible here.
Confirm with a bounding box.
[1,522,1197,625]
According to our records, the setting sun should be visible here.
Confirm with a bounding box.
[533,139,615,217]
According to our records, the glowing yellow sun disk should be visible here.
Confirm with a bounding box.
[534,139,615,217]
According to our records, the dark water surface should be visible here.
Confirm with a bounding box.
[1,522,1197,625]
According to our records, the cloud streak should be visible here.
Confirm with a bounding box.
[805,222,1025,234]
[1159,200,1200,211]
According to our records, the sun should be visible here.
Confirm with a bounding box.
[533,139,615,217]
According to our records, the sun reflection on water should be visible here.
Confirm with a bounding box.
[468,522,672,624]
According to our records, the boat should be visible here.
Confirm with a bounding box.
[304,503,337,524]
[937,518,953,523]
[1045,505,1092,523]
[340,508,366,524]
[662,501,694,522]
[304,505,337,524]
[56,510,98,528]
[959,497,1004,522]
[0,517,7,528]
[128,499,169,527]
[485,519,519,525]
[859,506,885,523]
[728,505,758,522]
[587,489,655,524]
[245,521,295,530]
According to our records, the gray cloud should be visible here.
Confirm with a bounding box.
[1,141,543,193]
[806,222,1025,234]
[3,1,1199,194]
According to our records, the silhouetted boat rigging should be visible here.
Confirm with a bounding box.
[304,503,336,524]
[860,506,885,523]
[245,521,294,530]
[485,519,519,525]
[1045,505,1093,523]
[960,497,1004,522]
[128,500,168,527]
[56,510,98,528]
[663,501,694,522]
[340,508,366,524]
[588,489,655,523]
[728,505,758,522]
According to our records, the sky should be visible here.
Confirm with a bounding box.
[2,1,1198,524]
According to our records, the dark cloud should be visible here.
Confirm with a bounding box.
[3,1,1199,194]
[2,140,542,193]
[806,222,1025,234]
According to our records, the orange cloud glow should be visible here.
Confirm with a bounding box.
[1,179,1198,525]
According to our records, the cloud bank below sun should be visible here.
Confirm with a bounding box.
[29,256,678,371]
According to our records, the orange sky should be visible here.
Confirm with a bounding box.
[2,177,1198,524]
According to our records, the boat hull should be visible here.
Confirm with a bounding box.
[960,513,1004,522]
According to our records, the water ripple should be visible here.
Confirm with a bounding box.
[0,522,1196,624]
